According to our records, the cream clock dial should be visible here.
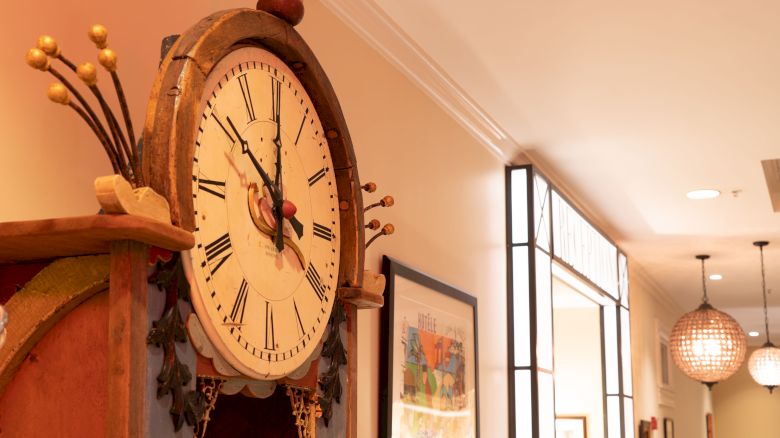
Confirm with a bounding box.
[184,47,340,380]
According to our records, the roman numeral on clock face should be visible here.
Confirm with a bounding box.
[265,301,276,351]
[293,299,305,338]
[308,167,328,186]
[237,73,256,122]
[306,263,327,302]
[270,77,281,124]
[195,176,226,199]
[229,279,249,331]
[204,233,232,275]
[312,223,333,241]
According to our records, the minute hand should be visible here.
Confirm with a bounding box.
[226,116,280,203]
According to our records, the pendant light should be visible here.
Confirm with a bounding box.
[670,255,747,388]
[747,241,780,393]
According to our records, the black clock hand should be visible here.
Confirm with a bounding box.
[272,80,285,252]
[226,116,279,203]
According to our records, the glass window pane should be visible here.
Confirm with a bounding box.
[538,371,556,438]
[536,249,553,370]
[619,253,629,308]
[623,397,635,438]
[514,370,532,438]
[606,395,621,438]
[513,246,531,367]
[621,307,634,396]
[511,168,529,245]
[534,174,550,251]
[603,305,619,394]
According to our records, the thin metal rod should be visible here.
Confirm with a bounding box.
[760,245,771,344]
[48,67,121,165]
[109,71,141,185]
[700,258,709,303]
[67,101,126,178]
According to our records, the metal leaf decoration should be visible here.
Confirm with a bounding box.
[147,253,205,431]
[318,302,348,426]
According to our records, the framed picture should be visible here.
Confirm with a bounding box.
[380,256,479,437]
[664,418,674,438]
[706,413,714,438]
[555,416,587,438]
[638,420,651,438]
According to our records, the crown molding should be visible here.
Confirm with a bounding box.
[319,0,518,162]
[629,261,682,315]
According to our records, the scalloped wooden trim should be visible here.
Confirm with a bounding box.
[0,255,110,395]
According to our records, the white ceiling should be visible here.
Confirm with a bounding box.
[321,0,780,336]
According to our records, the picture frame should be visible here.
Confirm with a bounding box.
[638,420,651,438]
[664,417,674,438]
[380,256,480,437]
[655,319,676,407]
[555,416,587,438]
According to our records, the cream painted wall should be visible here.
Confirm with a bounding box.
[553,306,604,438]
[299,3,508,437]
[630,265,713,438]
[712,347,780,438]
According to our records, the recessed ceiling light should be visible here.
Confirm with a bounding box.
[749,331,761,337]
[709,274,723,281]
[686,189,721,200]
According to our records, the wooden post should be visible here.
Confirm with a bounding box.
[106,240,149,437]
[346,304,358,438]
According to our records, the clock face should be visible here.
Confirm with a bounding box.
[184,47,341,380]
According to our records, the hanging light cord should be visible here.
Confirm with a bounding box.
[700,257,709,304]
[760,244,771,345]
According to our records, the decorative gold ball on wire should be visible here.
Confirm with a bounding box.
[47,83,69,105]
[76,62,98,86]
[98,48,117,72]
[670,302,746,387]
[37,35,60,57]
[88,24,108,49]
[26,48,50,71]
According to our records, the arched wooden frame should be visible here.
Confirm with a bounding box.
[142,8,364,288]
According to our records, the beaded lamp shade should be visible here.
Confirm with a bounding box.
[669,255,747,388]
[747,241,780,392]
[748,345,780,392]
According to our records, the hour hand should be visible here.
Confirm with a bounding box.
[226,116,278,201]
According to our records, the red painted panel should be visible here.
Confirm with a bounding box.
[0,291,109,437]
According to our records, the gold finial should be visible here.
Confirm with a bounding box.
[382,223,395,235]
[76,62,98,86]
[98,48,117,71]
[26,48,50,71]
[88,24,108,49]
[361,182,377,193]
[47,83,69,105]
[381,195,394,207]
[37,35,60,57]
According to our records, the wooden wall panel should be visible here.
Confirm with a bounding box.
[0,290,109,437]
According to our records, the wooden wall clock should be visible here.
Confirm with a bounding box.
[142,2,382,435]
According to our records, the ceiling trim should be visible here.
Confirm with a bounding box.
[319,0,518,162]
[629,262,682,315]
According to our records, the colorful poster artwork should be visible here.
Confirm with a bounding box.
[398,318,470,437]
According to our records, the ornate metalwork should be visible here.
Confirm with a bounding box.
[317,301,347,426]
[147,253,205,431]
[194,376,225,438]
[287,386,321,438]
